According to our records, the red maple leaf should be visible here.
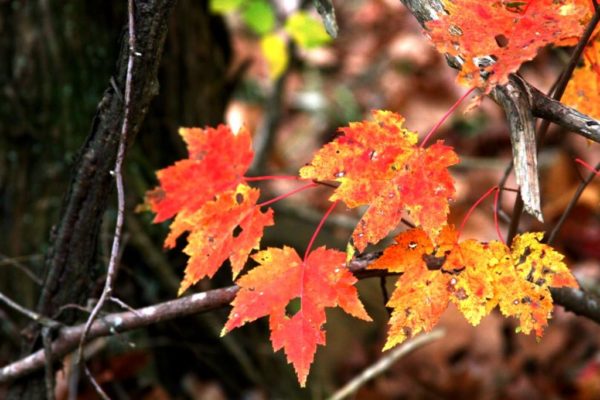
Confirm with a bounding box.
[300,111,458,251]
[426,0,588,91]
[146,125,254,222]
[223,246,371,386]
[145,126,274,294]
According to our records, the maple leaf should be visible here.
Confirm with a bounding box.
[370,228,449,350]
[145,126,273,294]
[146,125,253,222]
[370,227,493,349]
[299,111,458,251]
[426,0,588,91]
[172,184,274,295]
[370,227,578,349]
[564,33,600,120]
[223,246,370,386]
[486,233,578,336]
[435,227,496,325]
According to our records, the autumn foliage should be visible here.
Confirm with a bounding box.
[146,113,578,385]
[369,227,577,350]
[143,0,594,387]
[426,0,588,91]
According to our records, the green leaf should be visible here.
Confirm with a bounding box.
[242,0,276,35]
[285,11,332,49]
[209,0,244,14]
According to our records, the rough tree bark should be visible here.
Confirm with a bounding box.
[7,1,177,398]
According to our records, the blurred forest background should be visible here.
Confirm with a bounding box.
[1,0,600,399]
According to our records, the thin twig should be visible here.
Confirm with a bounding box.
[84,366,110,400]
[547,161,600,244]
[109,296,142,316]
[0,291,60,329]
[0,254,43,285]
[75,0,136,396]
[42,327,55,400]
[328,329,445,400]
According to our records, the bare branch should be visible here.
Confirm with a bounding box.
[0,286,239,384]
[529,85,600,143]
[0,291,60,329]
[2,254,600,385]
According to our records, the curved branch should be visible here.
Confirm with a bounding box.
[1,253,599,385]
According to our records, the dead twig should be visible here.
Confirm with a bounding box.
[0,291,60,329]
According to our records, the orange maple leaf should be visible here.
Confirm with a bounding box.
[435,227,496,325]
[426,0,588,91]
[173,184,274,295]
[369,228,449,350]
[223,246,371,386]
[370,227,578,349]
[564,32,600,120]
[146,126,274,294]
[299,111,458,251]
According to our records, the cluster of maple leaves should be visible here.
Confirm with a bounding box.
[145,111,577,385]
[143,0,594,387]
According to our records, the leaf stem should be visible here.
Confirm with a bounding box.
[304,200,339,260]
[575,158,600,176]
[458,185,498,238]
[493,186,506,245]
[420,86,476,148]
[257,182,318,208]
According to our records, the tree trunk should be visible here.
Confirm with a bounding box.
[6,1,177,398]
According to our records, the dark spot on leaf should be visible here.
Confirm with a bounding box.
[495,34,509,48]
[423,253,446,270]
[235,192,244,204]
[526,268,534,282]
[517,247,531,265]
[232,226,243,238]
